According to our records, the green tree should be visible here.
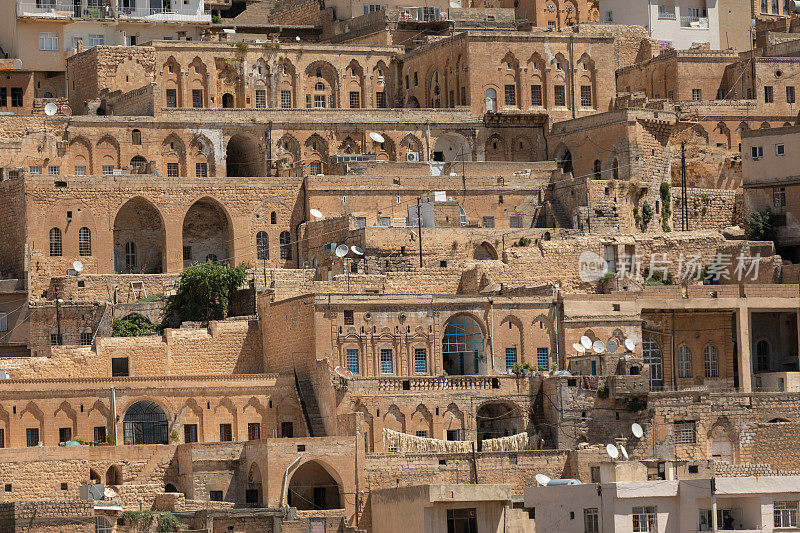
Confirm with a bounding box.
[112,313,161,337]
[165,262,246,325]
[744,209,778,243]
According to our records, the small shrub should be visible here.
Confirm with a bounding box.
[660,182,671,232]
[597,385,609,399]
[112,313,161,337]
[641,201,653,230]
[235,41,249,53]
[744,209,778,243]
[511,237,531,247]
[211,14,221,23]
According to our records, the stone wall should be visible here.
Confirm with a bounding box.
[672,188,739,231]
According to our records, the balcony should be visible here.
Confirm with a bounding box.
[117,3,209,21]
[16,0,208,20]
[347,375,529,392]
[17,2,96,18]
[680,15,709,28]
[657,10,676,19]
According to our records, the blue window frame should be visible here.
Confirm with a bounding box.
[505,347,517,369]
[346,348,359,374]
[537,347,549,371]
[380,348,393,374]
[414,348,427,373]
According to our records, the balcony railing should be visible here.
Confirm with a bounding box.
[349,375,522,391]
[17,2,93,18]
[680,15,709,28]
[657,11,676,19]
[117,4,207,19]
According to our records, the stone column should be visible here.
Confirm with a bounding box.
[736,306,752,393]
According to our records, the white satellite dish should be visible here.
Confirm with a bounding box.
[44,102,58,116]
[624,338,636,352]
[631,423,644,438]
[572,342,585,353]
[535,473,551,486]
[607,339,618,354]
[309,208,323,219]
[592,340,605,354]
[351,245,364,256]
[335,244,349,258]
[620,445,629,460]
[606,443,620,459]
[369,132,385,144]
[295,36,301,41]
[72,260,84,273]
[580,336,593,350]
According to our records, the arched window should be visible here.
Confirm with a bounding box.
[271,211,277,224]
[704,345,718,378]
[593,159,601,178]
[256,231,269,260]
[78,227,92,256]
[95,516,113,533]
[756,339,770,372]
[279,231,292,260]
[642,335,663,391]
[49,227,62,256]
[122,401,168,445]
[130,155,147,170]
[124,241,136,270]
[612,158,619,179]
[677,345,692,378]
[442,315,485,375]
[485,88,497,112]
[131,129,141,145]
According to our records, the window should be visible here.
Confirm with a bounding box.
[219,423,232,442]
[94,426,106,444]
[504,84,516,106]
[363,3,385,13]
[80,332,92,345]
[717,88,725,100]
[554,85,566,106]
[414,348,427,373]
[0,87,6,107]
[88,34,104,47]
[74,165,86,176]
[279,231,292,260]
[632,507,657,532]
[247,423,260,440]
[510,215,522,228]
[380,348,393,374]
[165,88,177,108]
[49,227,62,256]
[255,89,266,109]
[39,32,58,51]
[505,347,517,369]
[50,333,63,345]
[531,85,542,106]
[446,509,477,533]
[256,231,269,260]
[346,348,359,374]
[281,422,293,438]
[310,161,322,175]
[48,165,59,175]
[125,241,137,270]
[376,91,387,108]
[788,86,796,103]
[405,75,409,89]
[271,211,277,224]
[111,357,129,377]
[775,501,798,528]
[26,428,39,447]
[343,310,354,325]
[751,145,764,159]
[29,166,42,175]
[314,94,326,108]
[674,421,696,444]
[584,508,599,533]
[580,85,592,107]
[9,89,24,109]
[209,491,223,501]
[604,10,613,21]
[0,313,7,332]
[280,90,292,108]
[102,165,114,175]
[415,430,428,438]
[78,227,91,256]
[773,0,780,12]
[537,347,549,371]
[677,345,692,378]
[692,88,702,101]
[192,89,203,108]
[414,72,418,86]
[774,186,787,207]
[704,345,718,377]
[482,216,495,228]
[349,91,360,108]
[762,0,769,10]
[756,339,770,372]
[776,144,786,157]
[184,424,198,443]
[765,86,774,103]
[166,162,179,177]
[196,162,207,177]
[59,427,72,443]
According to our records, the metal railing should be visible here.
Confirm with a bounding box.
[657,11,676,19]
[680,15,709,27]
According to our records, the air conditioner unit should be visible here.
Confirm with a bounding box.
[406,152,419,162]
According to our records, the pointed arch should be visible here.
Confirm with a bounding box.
[68,136,92,175]
[345,59,365,109]
[162,56,182,108]
[190,133,216,176]
[114,196,165,273]
[161,133,186,177]
[188,56,208,108]
[305,60,339,108]
[277,58,296,108]
[182,196,233,267]
[400,133,424,161]
[95,135,120,172]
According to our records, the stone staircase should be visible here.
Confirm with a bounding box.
[546,198,572,228]
[295,375,326,437]
[132,446,175,485]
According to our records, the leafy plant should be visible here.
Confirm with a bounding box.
[511,237,531,247]
[211,14,221,23]
[122,511,183,532]
[510,362,535,375]
[170,429,179,443]
[105,433,116,445]
[627,180,641,198]
[112,313,161,337]
[164,262,246,325]
[643,267,674,286]
[744,209,778,243]
[641,201,653,230]
[597,385,609,399]
[157,513,184,533]
[235,41,249,53]
[660,182,671,232]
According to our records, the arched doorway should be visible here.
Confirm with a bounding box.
[288,461,342,510]
[182,198,233,267]
[442,315,485,375]
[226,134,263,177]
[710,426,735,463]
[122,401,168,445]
[164,483,179,493]
[642,335,663,391]
[557,149,573,173]
[433,133,471,163]
[476,401,523,449]
[113,197,165,274]
[485,88,497,112]
[105,465,121,485]
[222,93,234,108]
[474,242,498,260]
[246,463,262,504]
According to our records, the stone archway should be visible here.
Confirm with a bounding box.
[122,401,168,445]
[182,197,233,267]
[287,461,343,510]
[433,133,471,163]
[113,197,165,274]
[442,314,486,375]
[476,401,523,449]
[226,133,263,177]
